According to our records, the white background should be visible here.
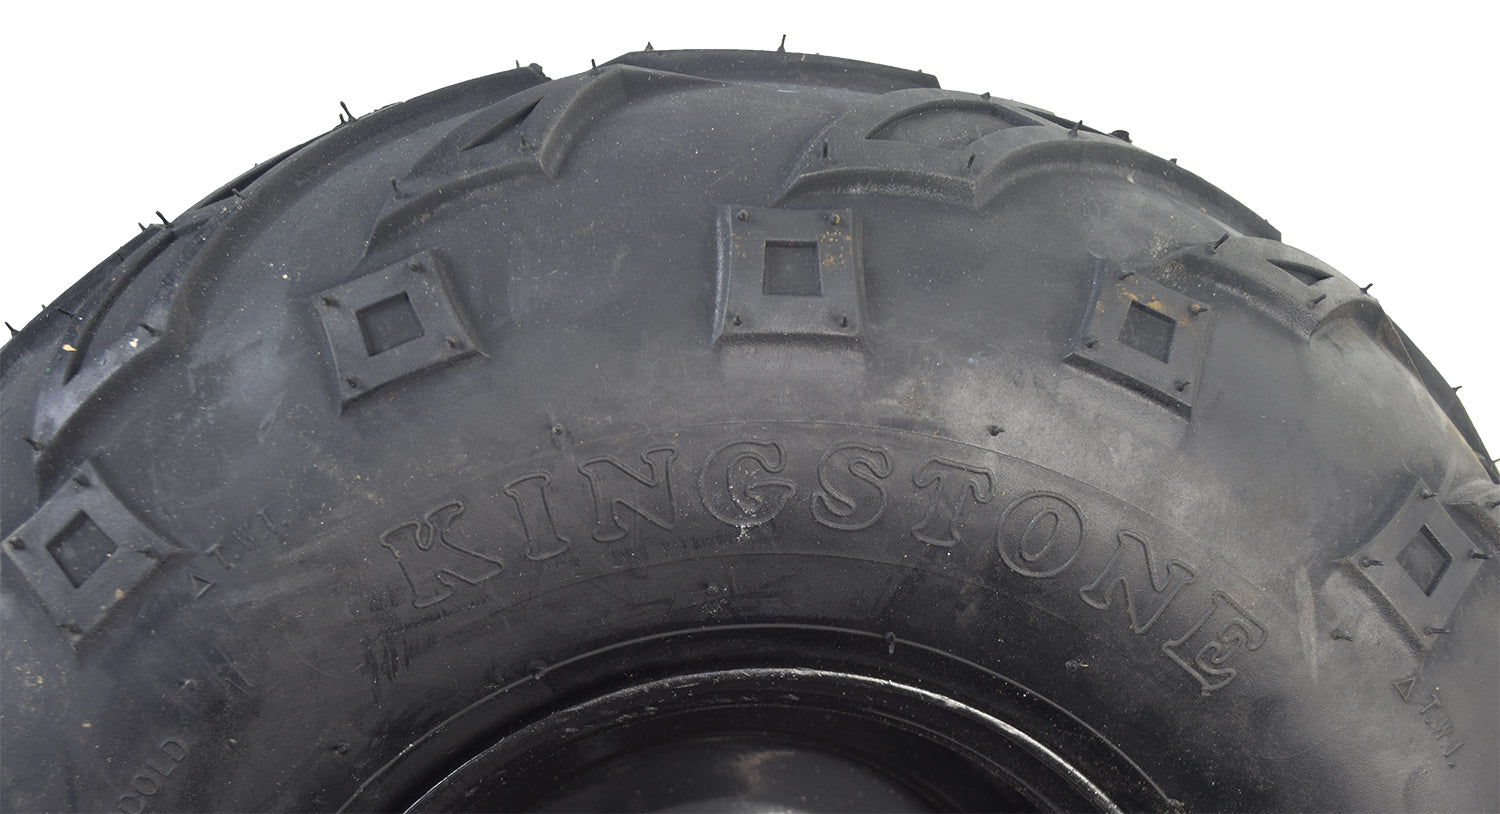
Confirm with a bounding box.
[3,3,1494,450]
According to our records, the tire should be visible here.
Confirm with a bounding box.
[1,48,1496,812]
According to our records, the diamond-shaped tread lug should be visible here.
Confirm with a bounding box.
[1350,480,1489,647]
[2,461,182,644]
[713,206,864,343]
[313,250,480,408]
[1063,255,1213,415]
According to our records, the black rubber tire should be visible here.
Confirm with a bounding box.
[2,49,1496,812]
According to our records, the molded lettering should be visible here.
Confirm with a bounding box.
[115,737,187,814]
[379,502,502,608]
[910,458,994,547]
[503,472,570,560]
[1079,530,1195,633]
[812,443,891,531]
[1162,591,1267,694]
[579,447,678,542]
[996,492,1085,578]
[699,441,796,527]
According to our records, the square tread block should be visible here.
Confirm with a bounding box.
[1350,481,1487,646]
[2,462,180,643]
[313,251,480,408]
[714,206,864,343]
[1065,255,1213,415]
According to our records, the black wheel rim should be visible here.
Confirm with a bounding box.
[407,667,1117,812]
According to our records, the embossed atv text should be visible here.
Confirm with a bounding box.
[377,434,1267,694]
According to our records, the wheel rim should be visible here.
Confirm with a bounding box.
[407,667,1118,812]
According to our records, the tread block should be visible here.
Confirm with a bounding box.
[1136,236,1376,341]
[1350,481,1488,646]
[33,318,168,448]
[1135,237,1438,401]
[1450,480,1500,541]
[1266,258,1332,287]
[31,203,240,460]
[371,66,721,249]
[314,250,479,407]
[604,49,940,94]
[189,136,312,210]
[777,89,1279,240]
[61,207,216,383]
[55,227,176,384]
[2,462,180,643]
[1064,256,1212,415]
[713,206,864,343]
[779,89,1051,207]
[868,103,1038,150]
